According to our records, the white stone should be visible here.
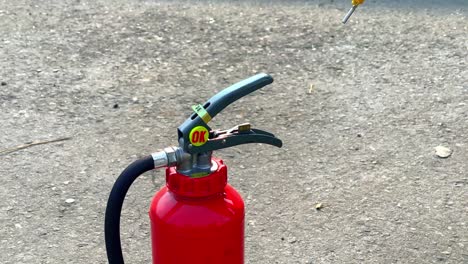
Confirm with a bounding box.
[435,146,452,158]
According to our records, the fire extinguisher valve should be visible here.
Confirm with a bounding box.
[143,74,282,177]
[174,73,282,177]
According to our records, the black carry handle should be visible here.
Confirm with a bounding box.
[202,73,273,120]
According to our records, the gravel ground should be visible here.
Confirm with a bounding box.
[0,0,467,263]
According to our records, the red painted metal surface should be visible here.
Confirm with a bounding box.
[149,158,245,264]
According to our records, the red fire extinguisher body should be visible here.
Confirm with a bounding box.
[149,158,245,264]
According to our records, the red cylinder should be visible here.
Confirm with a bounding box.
[149,158,245,264]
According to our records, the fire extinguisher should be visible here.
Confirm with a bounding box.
[105,73,282,264]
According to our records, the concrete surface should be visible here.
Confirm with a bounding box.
[0,0,467,263]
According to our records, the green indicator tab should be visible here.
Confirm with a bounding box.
[190,172,210,178]
[192,104,212,124]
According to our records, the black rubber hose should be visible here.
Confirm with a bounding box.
[105,155,155,264]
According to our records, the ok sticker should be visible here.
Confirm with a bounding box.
[189,126,209,146]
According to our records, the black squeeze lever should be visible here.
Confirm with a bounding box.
[177,73,282,154]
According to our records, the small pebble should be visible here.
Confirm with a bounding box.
[65,198,75,204]
[315,203,323,210]
[435,146,452,158]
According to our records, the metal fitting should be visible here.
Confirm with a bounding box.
[151,146,184,169]
[163,147,179,166]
